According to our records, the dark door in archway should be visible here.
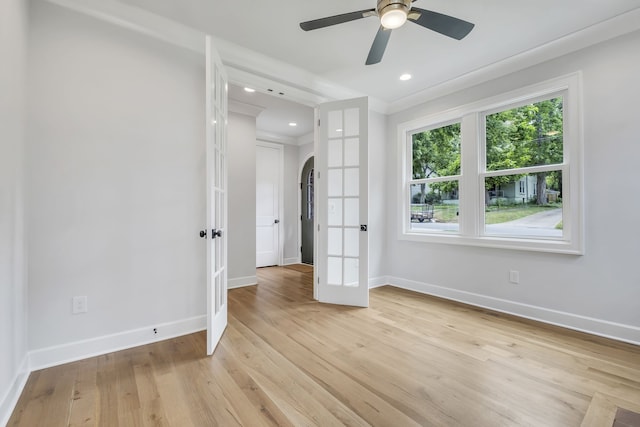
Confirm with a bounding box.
[301,157,314,265]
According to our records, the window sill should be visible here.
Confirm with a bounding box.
[399,231,584,255]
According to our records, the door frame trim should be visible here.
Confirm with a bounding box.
[298,152,314,269]
[256,140,284,267]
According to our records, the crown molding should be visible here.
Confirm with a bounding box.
[212,8,640,116]
[228,100,264,117]
[44,0,205,54]
[44,0,640,117]
[387,8,640,114]
[213,37,389,114]
[256,131,297,146]
[297,132,315,146]
[255,130,315,147]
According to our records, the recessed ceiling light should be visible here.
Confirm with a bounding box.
[244,87,256,93]
[289,122,297,127]
[399,73,412,81]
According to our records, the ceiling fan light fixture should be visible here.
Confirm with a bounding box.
[378,0,411,29]
[380,9,407,29]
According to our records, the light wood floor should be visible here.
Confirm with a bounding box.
[9,266,640,426]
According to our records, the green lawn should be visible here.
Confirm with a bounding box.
[412,203,562,224]
[485,205,551,224]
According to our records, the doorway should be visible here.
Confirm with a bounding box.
[301,156,314,265]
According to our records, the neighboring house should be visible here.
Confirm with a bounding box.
[488,175,538,205]
[488,176,562,205]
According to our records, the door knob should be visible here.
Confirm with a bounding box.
[199,229,207,238]
[212,229,222,239]
[274,219,280,224]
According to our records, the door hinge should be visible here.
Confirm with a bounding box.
[317,277,319,284]
[317,224,320,231]
[300,246,302,253]
[317,119,320,127]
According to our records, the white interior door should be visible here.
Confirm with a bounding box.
[316,97,369,307]
[256,142,282,267]
[205,36,228,355]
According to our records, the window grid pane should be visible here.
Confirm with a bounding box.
[483,171,563,239]
[485,97,563,172]
[412,122,461,180]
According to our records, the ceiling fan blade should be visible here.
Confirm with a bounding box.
[408,7,474,40]
[300,9,376,31]
[366,26,392,65]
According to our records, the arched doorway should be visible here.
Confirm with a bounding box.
[301,156,314,265]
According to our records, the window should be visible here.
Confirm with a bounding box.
[306,168,314,220]
[399,74,583,254]
[483,97,564,239]
[409,122,461,233]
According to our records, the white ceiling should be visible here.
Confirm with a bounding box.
[118,0,640,139]
[228,84,314,143]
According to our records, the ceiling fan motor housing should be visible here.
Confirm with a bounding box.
[377,0,412,17]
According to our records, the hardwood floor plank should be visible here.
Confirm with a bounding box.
[68,358,98,426]
[95,353,121,426]
[226,314,372,426]
[214,340,297,427]
[132,356,170,426]
[229,289,426,426]
[7,370,40,426]
[8,266,640,426]
[580,392,618,427]
[204,348,279,427]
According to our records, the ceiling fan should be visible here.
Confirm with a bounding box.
[299,0,475,65]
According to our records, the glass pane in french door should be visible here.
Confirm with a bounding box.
[326,107,360,287]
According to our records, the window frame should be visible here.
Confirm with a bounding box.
[398,73,584,254]
[408,119,463,233]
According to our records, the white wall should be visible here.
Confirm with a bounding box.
[298,142,314,170]
[385,30,640,343]
[368,110,387,283]
[227,112,257,286]
[0,0,29,422]
[27,2,206,361]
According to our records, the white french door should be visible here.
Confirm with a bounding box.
[316,97,369,307]
[205,36,228,355]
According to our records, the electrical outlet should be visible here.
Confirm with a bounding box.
[72,296,88,314]
[509,270,520,284]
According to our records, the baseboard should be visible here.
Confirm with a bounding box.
[0,355,30,427]
[369,276,388,289]
[228,275,257,289]
[283,257,300,265]
[29,315,206,371]
[386,276,640,346]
